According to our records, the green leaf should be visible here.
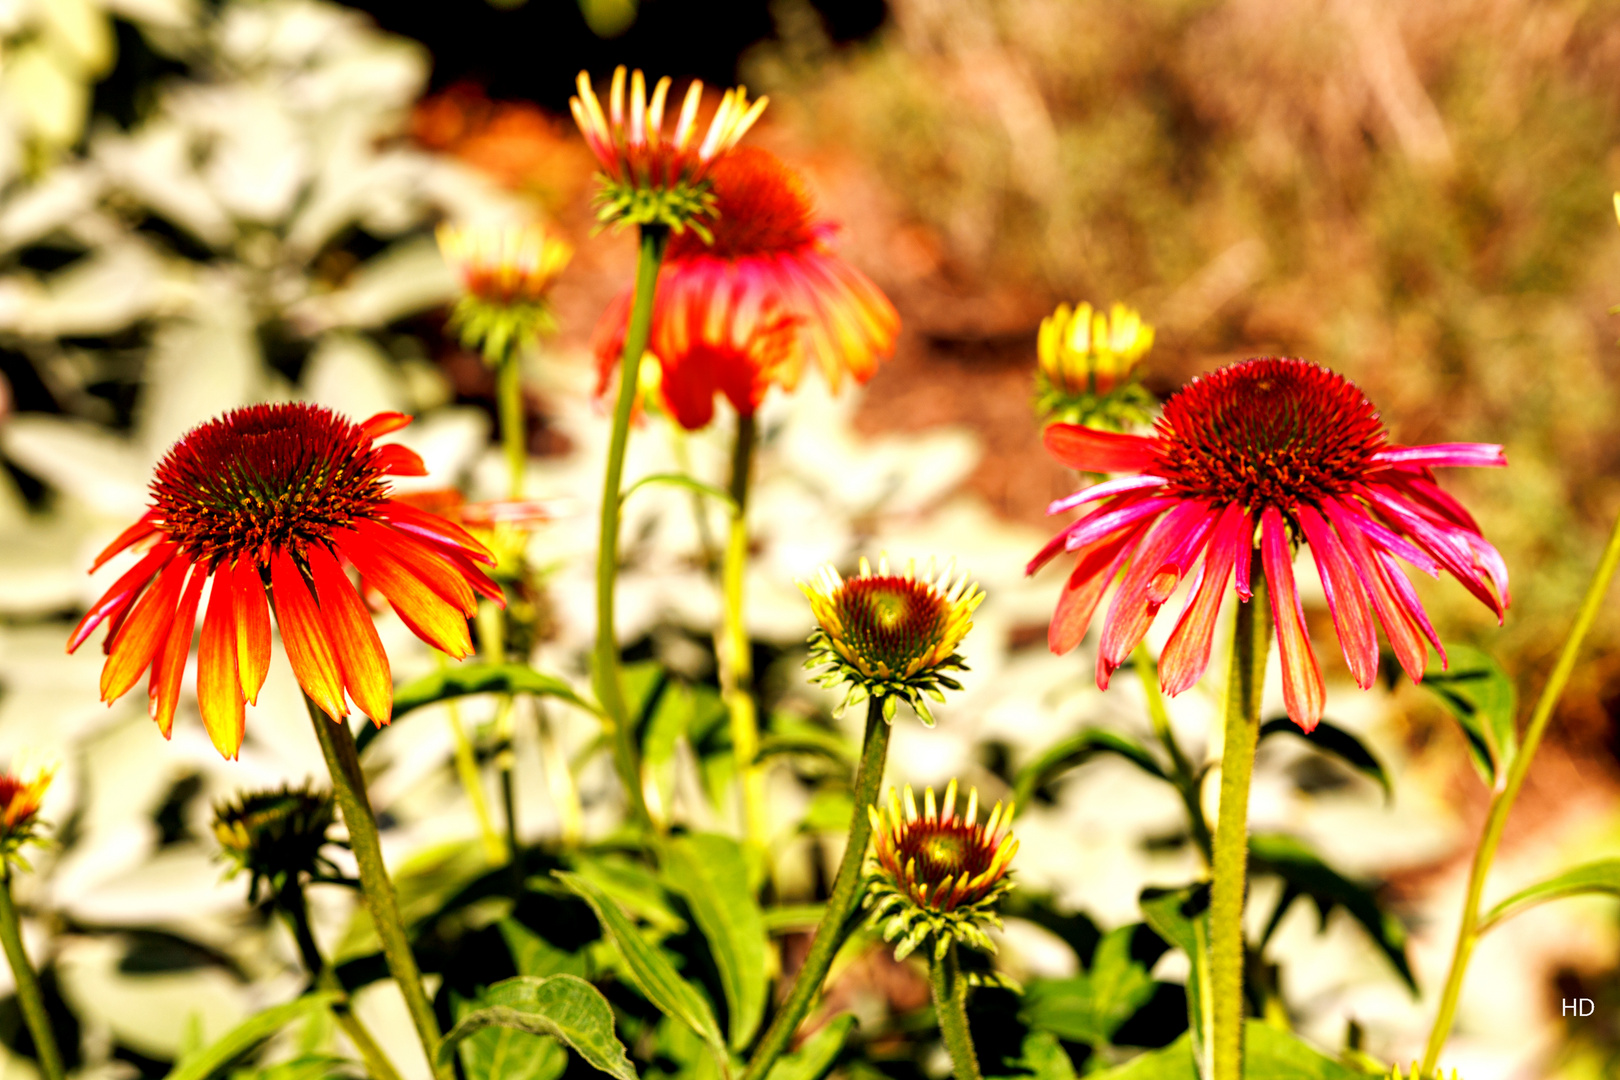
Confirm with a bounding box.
[393,662,602,720]
[499,918,590,978]
[762,905,825,933]
[1418,644,1516,783]
[234,1054,359,1080]
[1087,1022,1367,1078]
[1479,858,1620,933]
[556,870,731,1075]
[452,986,568,1080]
[1249,833,1415,993]
[765,1013,856,1080]
[1020,926,1156,1046]
[1013,1030,1078,1080]
[1138,885,1212,1080]
[1013,730,1167,813]
[438,975,637,1080]
[758,725,856,767]
[659,832,769,1050]
[1258,717,1392,802]
[569,851,689,935]
[165,992,341,1080]
[621,472,738,513]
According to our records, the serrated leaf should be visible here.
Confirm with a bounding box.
[1418,644,1516,783]
[1139,885,1212,1080]
[165,992,341,1080]
[1013,730,1168,813]
[1248,833,1415,993]
[452,988,568,1080]
[1258,717,1392,802]
[1479,858,1620,933]
[660,832,769,1050]
[1086,1021,1365,1078]
[556,871,731,1076]
[765,1013,856,1080]
[438,975,637,1080]
[1020,926,1156,1046]
[392,662,602,719]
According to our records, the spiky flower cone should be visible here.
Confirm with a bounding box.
[865,780,1017,962]
[213,783,339,903]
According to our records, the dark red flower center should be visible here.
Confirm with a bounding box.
[895,819,996,885]
[1153,358,1386,513]
[668,146,819,261]
[835,575,949,671]
[151,404,390,567]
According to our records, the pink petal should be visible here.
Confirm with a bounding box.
[1358,484,1504,619]
[1323,498,1428,682]
[1095,500,1218,686]
[1064,496,1178,554]
[1160,504,1249,695]
[1262,506,1325,732]
[1047,475,1168,516]
[1297,505,1378,690]
[1372,443,1505,469]
[1047,520,1153,654]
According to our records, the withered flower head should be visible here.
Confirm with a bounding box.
[213,782,339,901]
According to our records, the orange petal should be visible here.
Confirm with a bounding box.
[69,542,176,653]
[148,563,206,738]
[334,528,473,658]
[101,555,190,703]
[360,412,412,438]
[198,570,245,759]
[375,443,428,476]
[1043,423,1158,473]
[378,500,496,564]
[233,558,271,705]
[90,512,162,573]
[352,518,476,614]
[270,549,347,720]
[1261,506,1325,732]
[307,545,393,726]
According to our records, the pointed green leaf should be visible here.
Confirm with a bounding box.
[569,852,688,935]
[438,975,636,1080]
[660,832,769,1049]
[556,870,731,1074]
[1014,730,1168,814]
[1479,858,1620,933]
[1249,833,1415,993]
[1259,717,1392,802]
[452,987,568,1080]
[164,992,341,1080]
[1020,926,1156,1046]
[1087,1021,1365,1078]
[1014,1030,1079,1080]
[499,918,589,978]
[765,1013,856,1080]
[1418,644,1516,783]
[1138,885,1212,1079]
[392,662,602,719]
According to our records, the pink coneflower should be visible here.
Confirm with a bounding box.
[592,146,900,430]
[1028,357,1508,731]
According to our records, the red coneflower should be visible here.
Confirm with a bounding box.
[1028,357,1508,731]
[593,146,901,430]
[66,404,504,760]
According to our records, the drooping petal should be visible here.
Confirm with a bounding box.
[1161,504,1248,695]
[233,558,271,705]
[148,562,207,738]
[375,443,428,477]
[1096,500,1218,686]
[1371,444,1505,470]
[1046,475,1168,515]
[1324,498,1428,681]
[90,512,162,573]
[360,412,412,438]
[1376,549,1448,668]
[1042,423,1159,474]
[1297,505,1379,690]
[271,550,348,720]
[333,528,474,658]
[1261,506,1325,732]
[101,555,191,703]
[1358,484,1503,618]
[350,519,476,614]
[1063,495,1178,555]
[377,500,496,564]
[1047,519,1154,654]
[68,542,176,653]
[432,544,506,608]
[1337,499,1440,576]
[1384,472,1483,533]
[197,570,245,759]
[306,544,392,726]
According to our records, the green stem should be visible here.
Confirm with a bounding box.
[1420,506,1620,1074]
[0,871,63,1080]
[595,225,669,826]
[743,697,891,1080]
[496,348,526,501]
[536,700,585,845]
[930,942,982,1080]
[1210,575,1269,1080]
[441,654,506,863]
[279,880,405,1080]
[719,412,766,845]
[494,694,520,860]
[306,698,450,1080]
[1131,645,1212,865]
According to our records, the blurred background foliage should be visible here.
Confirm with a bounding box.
[1,0,1620,1077]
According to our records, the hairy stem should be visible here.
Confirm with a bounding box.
[743,697,891,1080]
[1420,507,1620,1074]
[306,699,449,1079]
[719,412,766,845]
[1210,577,1269,1080]
[595,225,668,825]
[0,871,63,1080]
[1132,644,1212,865]
[930,942,982,1080]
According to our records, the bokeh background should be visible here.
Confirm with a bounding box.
[2,0,1620,1077]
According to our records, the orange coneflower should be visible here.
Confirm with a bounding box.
[66,404,504,760]
[593,146,901,430]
